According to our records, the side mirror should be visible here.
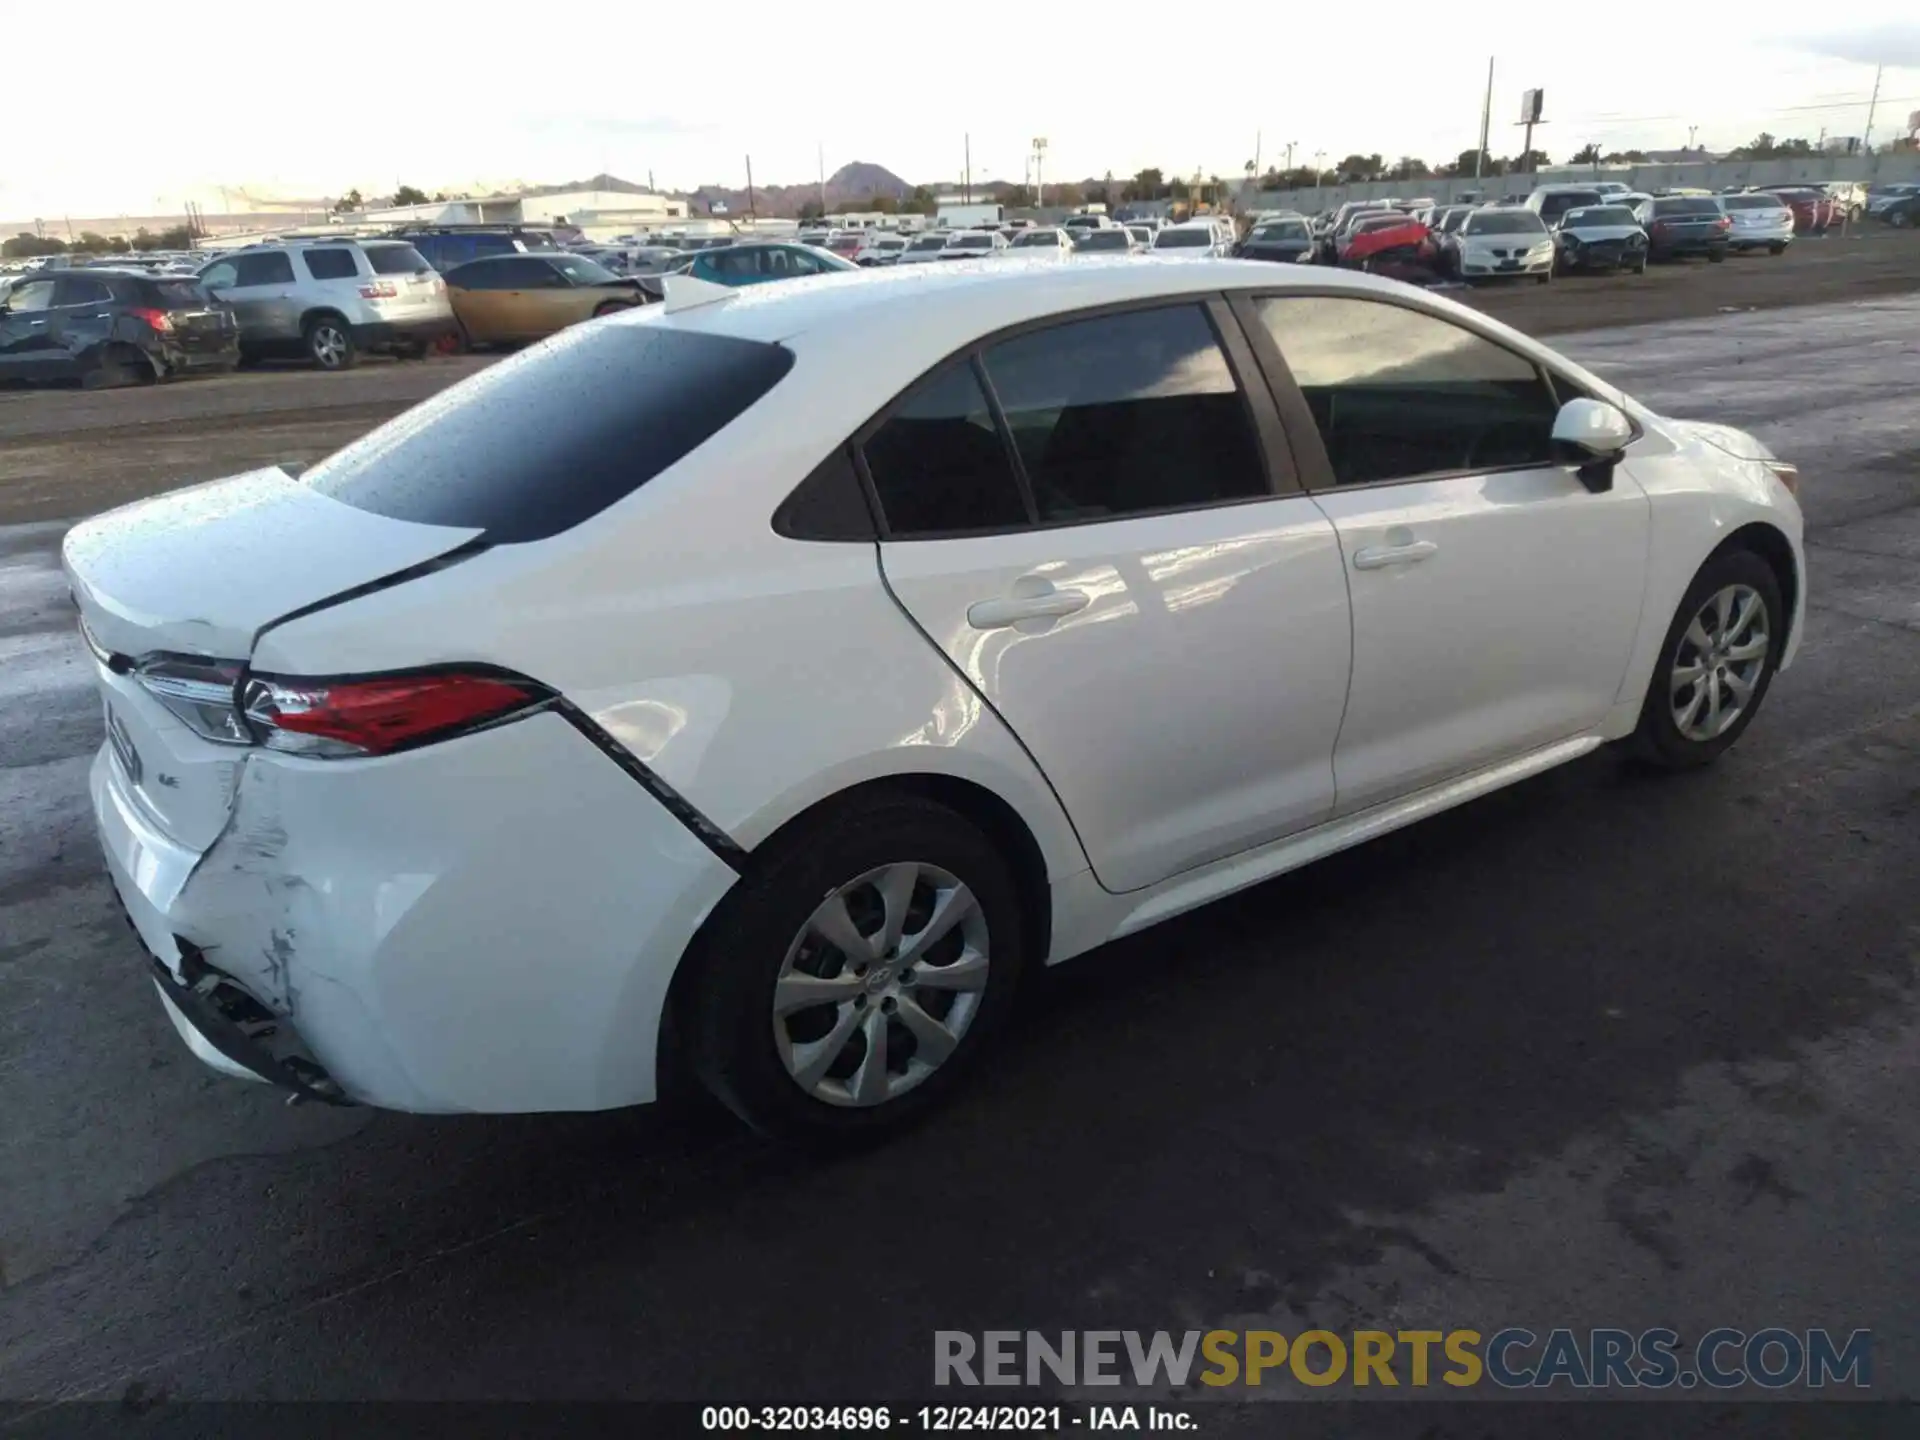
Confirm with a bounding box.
[1552,398,1634,492]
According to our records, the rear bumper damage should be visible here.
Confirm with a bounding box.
[90,710,740,1114]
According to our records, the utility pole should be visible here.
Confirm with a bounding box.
[1033,137,1048,208]
[1862,63,1884,152]
[1476,56,1494,180]
[1252,129,1262,180]
[1687,124,1698,152]
[1285,140,1296,176]
[964,134,972,204]
[818,142,827,215]
[745,154,756,220]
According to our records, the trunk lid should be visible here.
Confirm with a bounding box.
[64,465,481,660]
[65,466,481,851]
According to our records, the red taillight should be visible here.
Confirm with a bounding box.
[1715,216,1732,231]
[358,282,398,299]
[243,669,550,757]
[129,306,174,332]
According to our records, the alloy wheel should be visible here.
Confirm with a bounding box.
[1670,583,1770,742]
[773,861,989,1108]
[311,324,348,368]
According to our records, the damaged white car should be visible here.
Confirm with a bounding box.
[70,261,1805,1140]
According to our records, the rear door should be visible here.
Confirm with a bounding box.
[49,274,119,368]
[872,299,1353,894]
[202,250,299,343]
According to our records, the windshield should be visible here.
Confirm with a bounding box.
[1722,195,1786,211]
[908,236,948,251]
[551,255,621,285]
[1563,207,1637,227]
[1652,199,1720,218]
[1154,229,1211,248]
[1075,231,1130,250]
[1251,221,1308,241]
[951,235,992,250]
[1011,230,1061,247]
[150,278,216,307]
[365,243,431,275]
[1538,192,1603,217]
[1464,211,1546,235]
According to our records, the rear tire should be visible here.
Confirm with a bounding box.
[1627,549,1784,771]
[686,793,1028,1144]
[591,300,633,318]
[1707,249,1726,263]
[1768,242,1787,255]
[303,315,356,371]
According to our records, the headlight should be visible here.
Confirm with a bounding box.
[1764,460,1800,496]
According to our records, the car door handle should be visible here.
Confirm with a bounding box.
[26,319,48,327]
[967,586,1091,630]
[1352,540,1439,570]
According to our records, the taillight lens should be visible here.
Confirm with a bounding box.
[1715,216,1732,231]
[133,656,250,744]
[129,306,174,333]
[358,282,398,299]
[242,669,551,757]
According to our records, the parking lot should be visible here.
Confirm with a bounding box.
[2,245,1919,1411]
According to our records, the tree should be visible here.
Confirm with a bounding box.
[128,224,193,252]
[1443,147,1497,178]
[334,188,364,214]
[1124,168,1164,202]
[1334,153,1385,181]
[1387,155,1432,181]
[1730,133,1815,160]
[1001,185,1032,208]
[1571,143,1602,164]
[1051,181,1084,207]
[390,185,429,207]
[797,199,825,221]
[1512,149,1551,173]
[1603,149,1650,163]
[2,233,67,258]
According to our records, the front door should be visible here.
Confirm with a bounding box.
[0,278,60,379]
[872,301,1353,894]
[1247,292,1649,814]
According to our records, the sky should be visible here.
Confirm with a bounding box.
[2,6,1918,222]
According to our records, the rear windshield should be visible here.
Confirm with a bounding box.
[1155,228,1211,247]
[304,323,794,543]
[148,277,216,307]
[908,236,948,251]
[952,235,992,250]
[1012,230,1061,246]
[1652,199,1720,217]
[1464,210,1546,235]
[1564,207,1637,227]
[365,243,431,275]
[1251,221,1308,241]
[1722,195,1785,211]
[1538,191,1602,216]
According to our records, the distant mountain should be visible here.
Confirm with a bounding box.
[513,172,657,198]
[825,162,911,200]
[688,160,920,219]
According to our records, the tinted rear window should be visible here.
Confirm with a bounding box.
[1652,199,1720,218]
[148,278,215,307]
[366,243,431,274]
[1155,229,1210,247]
[304,322,794,543]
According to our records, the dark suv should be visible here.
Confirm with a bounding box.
[0,269,238,387]
[392,226,561,273]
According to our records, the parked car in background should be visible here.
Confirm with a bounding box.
[198,239,455,370]
[1719,194,1795,255]
[444,252,647,349]
[1124,223,1157,248]
[68,258,1806,1140]
[896,232,955,266]
[1526,186,1608,225]
[1452,207,1555,282]
[940,230,1011,261]
[1235,216,1315,263]
[1071,229,1141,256]
[853,234,910,266]
[1865,183,1920,218]
[393,226,559,273]
[1152,222,1230,257]
[1008,228,1076,257]
[1552,205,1649,275]
[1819,181,1868,221]
[1319,201,1394,261]
[1062,214,1118,234]
[1760,188,1836,234]
[1338,211,1433,270]
[1881,192,1920,228]
[824,233,865,263]
[1635,196,1731,263]
[0,269,238,386]
[644,243,859,290]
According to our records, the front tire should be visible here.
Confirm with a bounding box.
[1628,549,1784,770]
[686,794,1028,1142]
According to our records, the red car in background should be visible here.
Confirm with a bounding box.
[1762,189,1838,234]
[1338,211,1435,270]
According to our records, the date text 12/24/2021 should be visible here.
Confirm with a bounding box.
[701,1406,1193,1431]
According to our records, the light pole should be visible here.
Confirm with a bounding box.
[1032,138,1048,208]
[1285,141,1296,177]
[1313,150,1326,207]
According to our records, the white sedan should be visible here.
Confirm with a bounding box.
[69,261,1805,1139]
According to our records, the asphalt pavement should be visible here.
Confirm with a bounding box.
[0,295,1917,1413]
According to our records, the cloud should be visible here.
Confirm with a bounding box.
[1792,22,1920,68]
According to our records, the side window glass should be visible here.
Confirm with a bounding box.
[862,360,1030,537]
[302,248,359,281]
[235,252,295,286]
[199,261,238,289]
[980,304,1267,522]
[57,277,114,306]
[5,280,55,312]
[1255,296,1561,485]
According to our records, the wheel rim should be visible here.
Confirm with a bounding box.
[1670,583,1770,742]
[773,861,990,1108]
[312,326,346,367]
